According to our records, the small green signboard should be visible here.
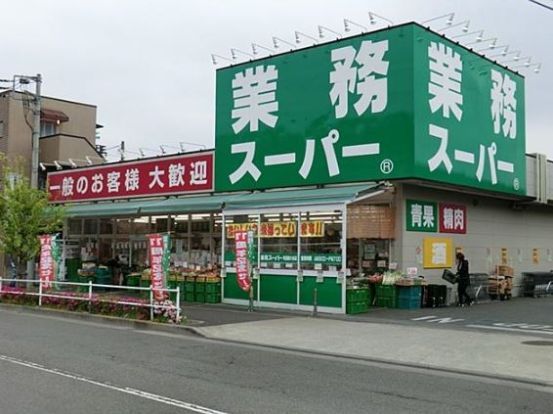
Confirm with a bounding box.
[406,199,437,232]
[260,252,342,265]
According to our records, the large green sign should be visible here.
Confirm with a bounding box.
[215,23,525,196]
[413,27,526,195]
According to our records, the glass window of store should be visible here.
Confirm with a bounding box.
[223,210,344,273]
[300,211,342,272]
[190,213,212,269]
[211,213,223,269]
[130,216,150,270]
[171,214,190,267]
[81,218,99,262]
[346,204,395,275]
[98,218,114,264]
[114,219,131,267]
[259,212,298,270]
[224,214,259,268]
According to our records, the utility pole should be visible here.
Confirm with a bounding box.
[14,74,42,279]
[30,74,42,189]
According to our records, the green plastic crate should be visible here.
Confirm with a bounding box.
[195,292,206,303]
[185,292,195,302]
[376,284,397,297]
[376,285,398,308]
[195,281,206,293]
[185,281,195,293]
[376,296,398,308]
[205,293,221,303]
[346,288,369,304]
[205,282,221,294]
[346,301,369,314]
[126,275,140,287]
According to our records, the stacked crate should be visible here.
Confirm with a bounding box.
[346,287,370,314]
[205,277,222,303]
[184,276,196,302]
[195,276,206,303]
[397,286,422,309]
[375,285,397,308]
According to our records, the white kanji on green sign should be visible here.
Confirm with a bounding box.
[406,199,437,232]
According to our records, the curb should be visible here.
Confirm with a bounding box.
[0,303,202,336]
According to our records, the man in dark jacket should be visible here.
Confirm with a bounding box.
[456,252,473,306]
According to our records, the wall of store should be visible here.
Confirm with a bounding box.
[399,183,553,294]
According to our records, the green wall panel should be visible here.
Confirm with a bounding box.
[259,274,297,304]
[223,273,258,300]
[299,277,342,308]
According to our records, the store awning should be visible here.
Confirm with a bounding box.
[223,183,382,212]
[65,193,231,218]
[65,199,153,218]
[41,108,69,123]
[139,194,231,215]
[65,184,384,218]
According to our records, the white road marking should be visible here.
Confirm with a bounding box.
[466,324,553,336]
[411,316,464,324]
[0,354,229,414]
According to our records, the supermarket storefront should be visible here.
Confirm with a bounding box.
[219,184,394,313]
[47,22,548,312]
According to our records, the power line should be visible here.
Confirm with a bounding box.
[529,0,553,11]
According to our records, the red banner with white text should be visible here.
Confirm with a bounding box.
[39,235,54,289]
[234,231,251,292]
[148,233,170,301]
[48,151,213,202]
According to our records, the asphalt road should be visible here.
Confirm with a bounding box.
[1,307,552,414]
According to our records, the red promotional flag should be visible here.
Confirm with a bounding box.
[234,231,251,292]
[148,234,166,301]
[39,235,54,289]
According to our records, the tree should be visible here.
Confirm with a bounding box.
[0,156,65,277]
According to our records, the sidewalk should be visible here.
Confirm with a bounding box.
[193,316,553,386]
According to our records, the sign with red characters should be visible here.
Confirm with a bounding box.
[438,203,467,234]
[148,233,170,301]
[234,231,251,292]
[39,235,54,289]
[48,152,214,203]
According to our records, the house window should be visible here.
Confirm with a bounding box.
[40,121,56,137]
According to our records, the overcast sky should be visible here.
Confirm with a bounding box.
[1,0,552,160]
